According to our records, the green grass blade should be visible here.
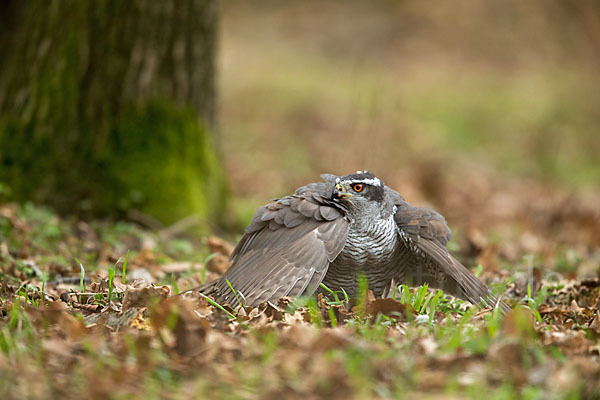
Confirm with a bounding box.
[199,293,236,319]
[226,279,245,308]
[122,250,130,284]
[107,267,115,303]
[74,258,85,303]
[40,266,46,305]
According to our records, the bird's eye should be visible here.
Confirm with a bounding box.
[353,183,364,192]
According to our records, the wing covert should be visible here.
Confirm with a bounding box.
[210,181,349,306]
[388,188,508,312]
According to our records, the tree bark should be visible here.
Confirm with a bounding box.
[0,0,226,224]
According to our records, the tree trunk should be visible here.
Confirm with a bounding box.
[0,0,226,225]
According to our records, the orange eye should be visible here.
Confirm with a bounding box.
[353,183,363,192]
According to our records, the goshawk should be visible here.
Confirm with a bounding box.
[197,171,508,312]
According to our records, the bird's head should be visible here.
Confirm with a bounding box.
[330,171,391,219]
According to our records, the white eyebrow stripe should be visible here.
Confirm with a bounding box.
[339,178,382,187]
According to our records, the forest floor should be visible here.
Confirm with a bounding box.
[1,163,599,399]
[2,2,600,398]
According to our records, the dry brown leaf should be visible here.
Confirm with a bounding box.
[366,298,412,319]
[84,307,140,331]
[488,341,528,385]
[27,301,88,339]
[134,248,159,268]
[160,261,196,275]
[206,236,234,257]
[151,297,211,356]
[589,313,600,334]
[542,330,594,355]
[129,312,151,331]
[312,327,353,351]
[122,285,170,310]
[500,306,537,340]
[206,253,231,274]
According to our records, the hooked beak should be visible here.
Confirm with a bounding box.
[334,183,353,199]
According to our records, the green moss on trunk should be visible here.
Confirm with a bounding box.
[104,101,228,224]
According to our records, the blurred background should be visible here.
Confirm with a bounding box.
[221,0,600,200]
[1,0,599,275]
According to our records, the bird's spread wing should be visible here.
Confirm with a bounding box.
[205,182,349,307]
[386,187,508,312]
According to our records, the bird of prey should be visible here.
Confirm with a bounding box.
[197,171,508,312]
